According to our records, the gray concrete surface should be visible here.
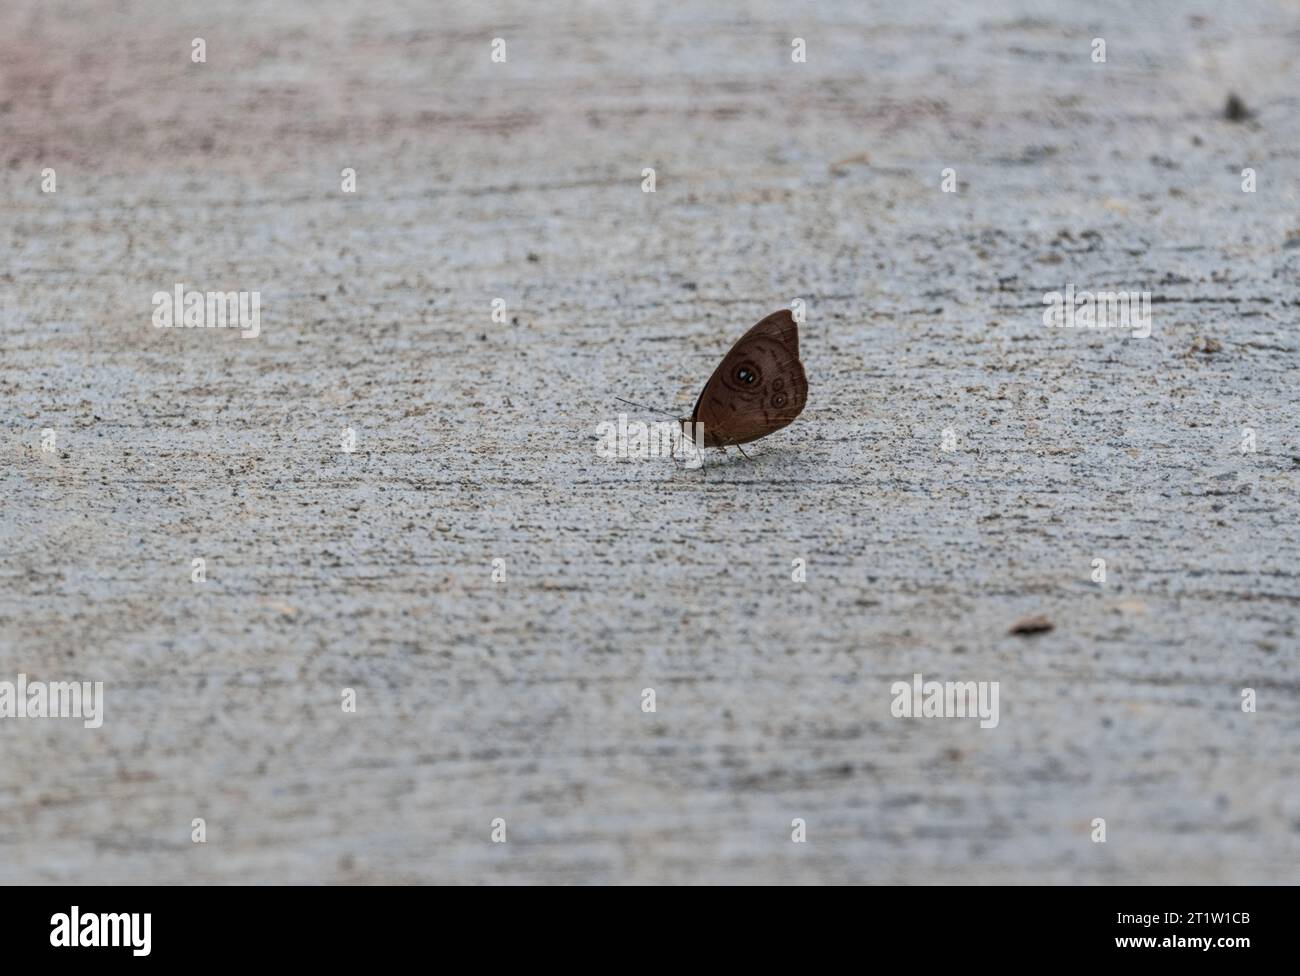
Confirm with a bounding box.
[2,0,1299,884]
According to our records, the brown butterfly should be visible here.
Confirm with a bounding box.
[621,309,809,456]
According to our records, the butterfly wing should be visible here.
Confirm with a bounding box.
[689,310,808,447]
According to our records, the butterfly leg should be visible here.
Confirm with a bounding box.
[735,444,752,460]
[671,441,698,472]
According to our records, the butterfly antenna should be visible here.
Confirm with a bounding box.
[615,396,681,419]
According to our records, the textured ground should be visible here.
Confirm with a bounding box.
[2,0,1299,884]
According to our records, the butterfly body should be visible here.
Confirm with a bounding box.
[681,310,809,448]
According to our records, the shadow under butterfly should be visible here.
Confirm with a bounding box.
[620,309,809,460]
